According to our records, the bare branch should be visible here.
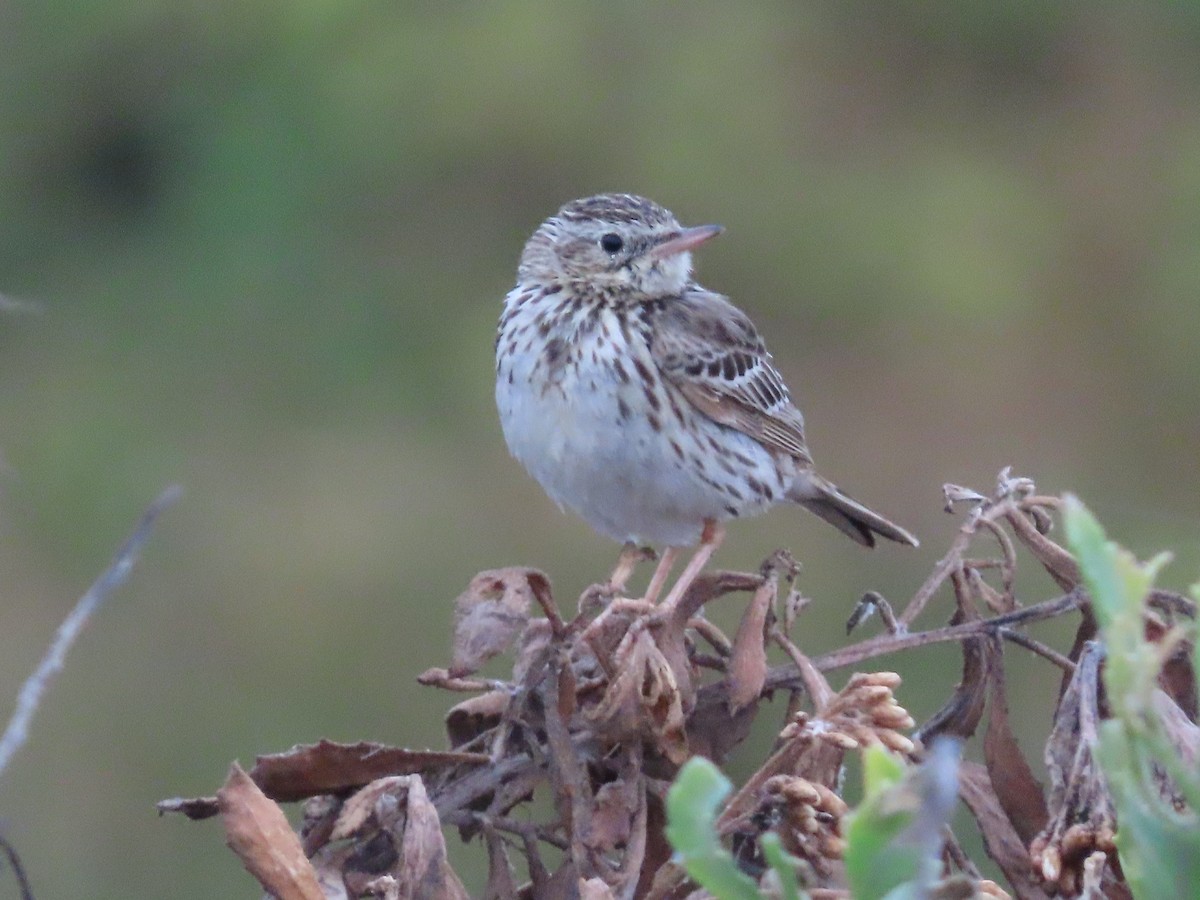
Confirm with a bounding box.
[0,830,35,900]
[0,484,182,779]
[765,588,1086,689]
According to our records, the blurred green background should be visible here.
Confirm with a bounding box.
[1,3,1198,897]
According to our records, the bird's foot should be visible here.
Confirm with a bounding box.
[607,543,656,595]
[580,543,656,615]
[659,520,727,613]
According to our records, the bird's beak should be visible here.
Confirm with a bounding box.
[648,224,724,260]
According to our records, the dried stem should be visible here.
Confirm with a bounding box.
[766,588,1086,689]
[0,831,34,900]
[0,484,181,780]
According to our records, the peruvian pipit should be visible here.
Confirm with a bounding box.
[495,194,917,605]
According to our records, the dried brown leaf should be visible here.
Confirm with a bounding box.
[636,792,674,899]
[336,775,469,900]
[686,681,759,763]
[250,739,488,802]
[1030,642,1115,895]
[959,762,1051,900]
[331,777,404,841]
[217,762,324,900]
[393,775,470,900]
[586,628,689,764]
[587,778,640,853]
[665,570,764,634]
[483,829,518,900]
[652,570,763,716]
[983,641,1047,842]
[300,794,342,856]
[772,626,834,711]
[1059,602,1098,701]
[514,618,555,685]
[1150,614,1198,721]
[452,568,546,675]
[446,690,510,749]
[1153,686,1200,765]
[727,574,773,714]
[1004,509,1079,592]
[1149,687,1200,809]
[540,656,600,879]
[916,623,990,744]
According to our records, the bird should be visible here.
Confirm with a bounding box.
[495,193,917,606]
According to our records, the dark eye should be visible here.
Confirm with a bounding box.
[599,232,624,254]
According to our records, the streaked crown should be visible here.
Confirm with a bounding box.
[518,193,701,300]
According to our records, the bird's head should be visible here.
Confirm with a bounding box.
[518,193,722,300]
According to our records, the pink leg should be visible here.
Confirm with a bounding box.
[607,543,651,595]
[660,520,726,612]
[642,547,680,604]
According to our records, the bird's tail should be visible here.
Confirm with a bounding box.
[790,474,919,548]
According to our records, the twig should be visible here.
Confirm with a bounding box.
[764,588,1086,690]
[0,830,34,900]
[540,652,598,878]
[0,485,182,780]
[900,478,1053,628]
[846,591,900,636]
[898,534,971,629]
[770,626,833,710]
[996,628,1076,673]
[977,517,1017,605]
[443,813,569,851]
[528,573,567,637]
[688,617,733,657]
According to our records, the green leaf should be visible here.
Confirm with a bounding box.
[862,741,907,794]
[1096,723,1200,900]
[760,832,806,900]
[1065,496,1200,900]
[665,757,762,900]
[1062,496,1170,713]
[843,746,926,900]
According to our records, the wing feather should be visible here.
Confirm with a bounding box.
[650,288,813,465]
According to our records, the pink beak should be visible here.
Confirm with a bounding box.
[648,224,724,260]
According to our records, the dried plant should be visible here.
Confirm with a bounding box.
[160,470,1197,900]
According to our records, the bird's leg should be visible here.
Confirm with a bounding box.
[659,519,726,612]
[641,546,680,604]
[607,542,653,596]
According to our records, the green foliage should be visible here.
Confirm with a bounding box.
[843,743,964,900]
[664,758,809,899]
[666,746,966,900]
[843,747,917,899]
[1063,496,1200,900]
[758,832,804,900]
[665,757,769,900]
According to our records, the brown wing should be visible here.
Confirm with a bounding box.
[649,288,813,466]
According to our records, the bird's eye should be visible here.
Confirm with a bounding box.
[599,233,624,254]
